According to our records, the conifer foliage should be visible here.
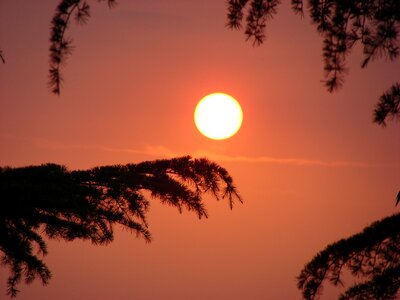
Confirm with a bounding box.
[297,214,400,300]
[49,0,116,94]
[0,156,241,297]
[226,0,400,125]
[48,0,399,125]
[374,83,400,126]
[227,1,399,298]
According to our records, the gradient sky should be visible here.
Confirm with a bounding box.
[1,1,399,299]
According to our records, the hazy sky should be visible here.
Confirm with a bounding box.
[1,1,399,299]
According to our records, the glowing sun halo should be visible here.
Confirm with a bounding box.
[194,93,243,140]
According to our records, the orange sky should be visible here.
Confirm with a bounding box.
[1,1,399,299]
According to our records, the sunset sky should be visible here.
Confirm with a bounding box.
[1,1,399,299]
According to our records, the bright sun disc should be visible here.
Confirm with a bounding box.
[194,93,243,140]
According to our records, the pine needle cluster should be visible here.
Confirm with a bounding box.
[297,213,400,300]
[226,0,400,125]
[0,156,241,297]
[48,0,117,94]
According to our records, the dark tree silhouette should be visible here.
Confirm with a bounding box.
[0,49,4,64]
[226,1,400,299]
[48,0,116,94]
[0,156,241,297]
[2,2,243,298]
[374,83,400,126]
[297,213,400,300]
[226,0,400,126]
[48,0,400,123]
[2,1,398,298]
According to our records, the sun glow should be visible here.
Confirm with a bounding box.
[194,93,243,140]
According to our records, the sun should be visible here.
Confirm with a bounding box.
[194,93,243,140]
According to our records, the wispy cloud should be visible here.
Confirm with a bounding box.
[1,134,390,168]
[144,146,371,168]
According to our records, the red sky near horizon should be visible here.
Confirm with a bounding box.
[0,1,399,299]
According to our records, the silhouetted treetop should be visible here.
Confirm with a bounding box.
[297,213,400,300]
[0,156,241,297]
[226,0,400,125]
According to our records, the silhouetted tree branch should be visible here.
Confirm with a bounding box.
[0,156,241,297]
[2,2,398,299]
[227,6,400,296]
[48,0,116,94]
[374,83,400,126]
[396,191,400,207]
[226,0,280,46]
[226,0,400,125]
[48,1,399,125]
[0,49,4,63]
[297,213,400,300]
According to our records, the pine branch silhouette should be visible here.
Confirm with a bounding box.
[0,156,241,297]
[396,191,400,207]
[48,0,117,94]
[374,83,400,126]
[297,213,400,300]
[226,0,400,125]
[227,2,400,299]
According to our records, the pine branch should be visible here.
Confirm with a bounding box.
[226,0,400,124]
[226,0,250,30]
[226,0,280,46]
[338,266,400,300]
[48,0,116,95]
[49,0,82,95]
[297,213,400,300]
[373,83,400,126]
[0,157,241,297]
